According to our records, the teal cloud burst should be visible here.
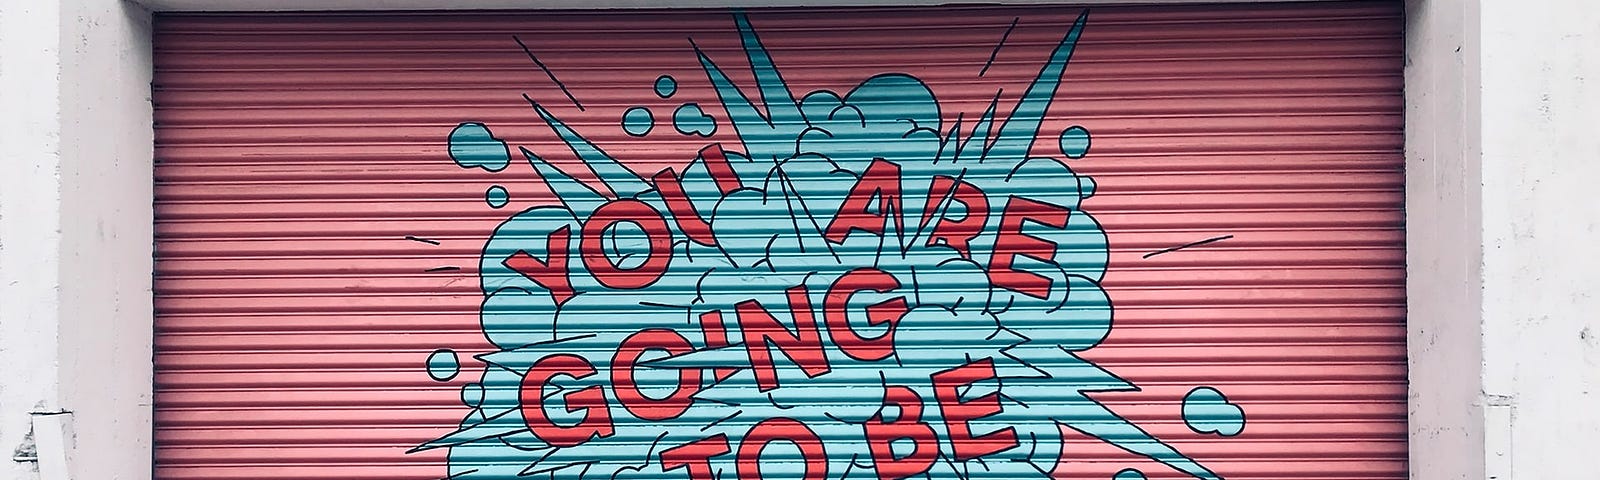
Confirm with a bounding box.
[421,10,1233,480]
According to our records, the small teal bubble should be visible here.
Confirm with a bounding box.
[1060,125,1092,159]
[1183,386,1245,436]
[1113,468,1146,480]
[673,103,717,137]
[426,349,460,381]
[485,185,509,209]
[447,122,511,172]
[654,75,677,98]
[461,382,485,408]
[623,107,654,137]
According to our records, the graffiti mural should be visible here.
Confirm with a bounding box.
[415,10,1245,480]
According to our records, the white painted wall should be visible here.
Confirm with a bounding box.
[1405,0,1600,478]
[0,1,153,479]
[4,0,1598,479]
[0,2,66,479]
[1478,0,1600,478]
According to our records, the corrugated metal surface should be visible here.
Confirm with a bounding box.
[153,2,1404,480]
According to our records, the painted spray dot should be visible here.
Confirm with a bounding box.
[622,107,654,137]
[1060,125,1091,159]
[460,383,485,408]
[426,349,460,381]
[673,103,717,137]
[654,75,677,98]
[1113,468,1147,480]
[1183,386,1245,436]
[485,185,509,208]
[447,123,511,172]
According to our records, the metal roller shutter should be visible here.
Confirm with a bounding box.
[152,2,1404,480]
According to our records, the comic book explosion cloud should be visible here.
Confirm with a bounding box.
[419,10,1242,480]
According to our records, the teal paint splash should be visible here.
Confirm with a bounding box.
[426,349,460,381]
[656,75,678,98]
[448,123,511,172]
[1060,125,1092,159]
[623,107,655,137]
[485,185,510,208]
[1115,468,1148,480]
[1183,387,1245,437]
[673,103,717,137]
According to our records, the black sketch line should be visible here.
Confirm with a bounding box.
[513,35,585,111]
[979,18,1020,77]
[1143,235,1235,259]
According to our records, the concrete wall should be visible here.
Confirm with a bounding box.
[54,1,156,479]
[1403,0,1484,478]
[1477,0,1600,478]
[0,1,154,479]
[2,0,1598,479]
[1404,0,1600,478]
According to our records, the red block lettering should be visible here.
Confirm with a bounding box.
[825,158,904,244]
[651,167,718,246]
[987,196,1071,299]
[737,418,827,480]
[698,143,744,195]
[930,358,1017,461]
[580,199,673,289]
[824,268,908,362]
[520,354,614,447]
[922,176,990,259]
[864,386,938,479]
[612,328,701,421]
[503,225,575,306]
[738,285,832,392]
[661,434,731,480]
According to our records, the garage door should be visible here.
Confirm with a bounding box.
[152,2,1405,480]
